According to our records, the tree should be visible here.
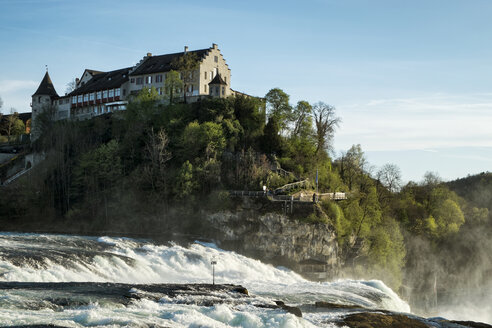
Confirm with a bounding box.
[164,70,184,104]
[65,79,77,94]
[1,110,25,139]
[338,144,367,190]
[233,96,266,149]
[0,95,3,111]
[173,160,196,199]
[312,102,340,156]
[171,52,199,103]
[265,88,292,134]
[143,128,172,194]
[377,163,402,193]
[292,100,313,137]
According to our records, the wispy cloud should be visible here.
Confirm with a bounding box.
[336,93,492,152]
[0,80,38,113]
[0,80,38,93]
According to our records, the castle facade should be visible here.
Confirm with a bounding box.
[31,43,235,126]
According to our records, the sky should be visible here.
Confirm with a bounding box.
[0,0,491,182]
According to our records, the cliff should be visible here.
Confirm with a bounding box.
[204,207,340,280]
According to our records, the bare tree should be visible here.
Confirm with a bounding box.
[312,102,341,155]
[143,128,172,194]
[65,79,77,94]
[377,163,402,193]
[0,95,3,110]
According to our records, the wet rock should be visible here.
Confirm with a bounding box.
[315,301,364,310]
[275,300,303,317]
[232,286,249,295]
[336,312,428,328]
[449,321,492,328]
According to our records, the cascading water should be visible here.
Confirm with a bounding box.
[0,232,414,327]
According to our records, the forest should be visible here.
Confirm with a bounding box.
[0,87,491,313]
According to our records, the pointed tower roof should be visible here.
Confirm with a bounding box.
[209,73,227,86]
[32,71,59,98]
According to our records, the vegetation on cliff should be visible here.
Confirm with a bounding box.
[0,87,491,309]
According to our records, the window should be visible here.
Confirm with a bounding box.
[97,91,102,100]
[115,88,121,97]
[214,55,218,63]
[130,78,135,83]
[109,89,114,98]
[222,87,225,95]
[122,89,126,96]
[89,93,95,101]
[210,71,213,79]
[157,87,163,95]
[204,85,207,93]
[77,95,82,103]
[103,90,108,98]
[136,77,143,85]
[146,76,152,84]
[72,96,76,104]
[155,75,162,83]
[204,72,207,79]
[83,94,88,102]
[224,76,227,83]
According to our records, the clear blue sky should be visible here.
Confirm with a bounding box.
[1,0,491,182]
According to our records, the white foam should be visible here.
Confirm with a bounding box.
[0,233,412,326]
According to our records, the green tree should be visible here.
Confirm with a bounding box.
[2,111,25,139]
[233,95,266,149]
[73,140,123,220]
[164,70,184,104]
[432,198,465,237]
[260,116,283,156]
[338,144,367,191]
[265,88,292,134]
[292,100,313,137]
[181,121,225,161]
[171,52,199,103]
[173,160,196,199]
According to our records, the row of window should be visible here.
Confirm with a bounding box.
[131,74,166,85]
[72,104,125,116]
[72,88,122,104]
[54,98,70,106]
[129,70,227,86]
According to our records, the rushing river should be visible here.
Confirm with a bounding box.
[0,232,483,327]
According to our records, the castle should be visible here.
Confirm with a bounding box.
[31,43,237,128]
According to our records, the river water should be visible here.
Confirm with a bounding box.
[0,232,482,327]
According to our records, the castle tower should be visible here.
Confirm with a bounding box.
[31,71,59,140]
[208,73,228,98]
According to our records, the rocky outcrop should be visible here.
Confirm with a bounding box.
[205,208,339,277]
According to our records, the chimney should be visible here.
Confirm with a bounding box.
[184,46,188,53]
[147,52,152,57]
[212,43,218,50]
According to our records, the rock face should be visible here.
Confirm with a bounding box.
[205,209,339,277]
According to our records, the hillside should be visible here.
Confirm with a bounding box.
[447,172,492,217]
[1,88,491,317]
